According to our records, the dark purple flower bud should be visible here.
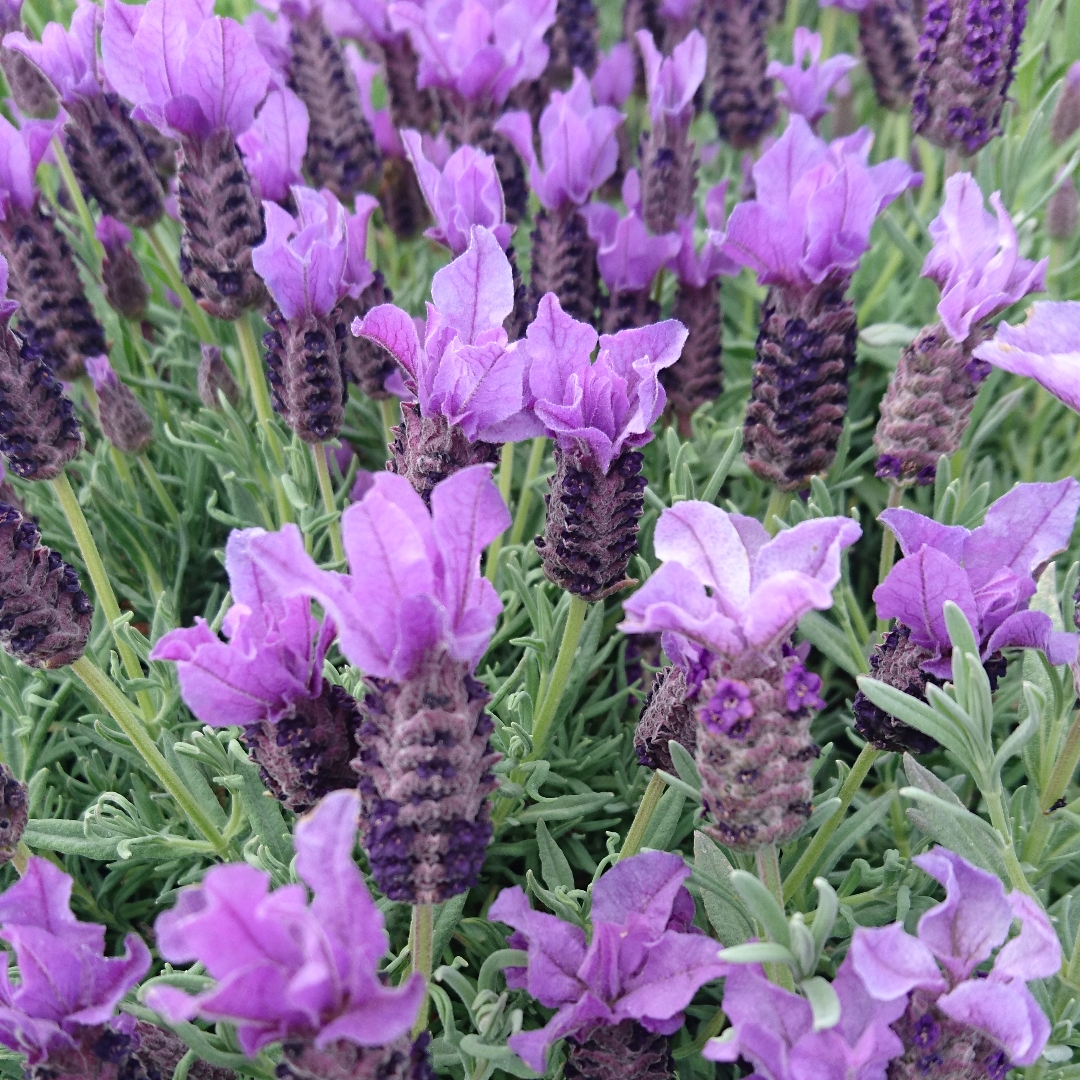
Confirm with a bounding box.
[858,0,921,110]
[1048,174,1079,239]
[380,34,437,133]
[529,204,600,325]
[279,1032,435,1080]
[911,0,1027,153]
[547,0,599,89]
[1051,62,1080,145]
[0,761,28,865]
[564,1023,675,1080]
[86,356,154,456]
[635,664,697,772]
[197,344,241,409]
[129,1023,237,1080]
[0,502,92,668]
[0,45,58,119]
[96,218,151,321]
[622,0,662,93]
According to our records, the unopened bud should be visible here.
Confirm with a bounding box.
[97,219,151,322]
[0,762,28,866]
[86,356,154,455]
[197,345,240,409]
[1052,62,1080,145]
[1048,175,1080,240]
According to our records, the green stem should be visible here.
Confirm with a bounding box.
[312,443,345,566]
[52,472,156,723]
[235,316,280,459]
[147,226,214,343]
[618,772,667,860]
[783,744,881,902]
[485,442,516,583]
[757,843,795,990]
[380,397,400,456]
[986,786,1034,896]
[410,902,434,1037]
[70,655,229,857]
[527,595,588,760]
[764,489,792,535]
[51,137,103,273]
[818,4,839,57]
[509,437,546,546]
[137,455,180,523]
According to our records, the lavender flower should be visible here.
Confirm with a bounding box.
[659,0,700,50]
[546,0,599,89]
[850,848,1060,1077]
[243,466,509,902]
[767,27,859,128]
[491,851,729,1076]
[86,356,154,456]
[591,44,634,192]
[0,115,107,379]
[875,173,1046,485]
[197,344,241,409]
[721,118,919,490]
[236,88,310,205]
[147,790,429,1078]
[102,0,272,319]
[1048,173,1079,239]
[634,664,696,771]
[149,526,359,812]
[911,0,1026,152]
[621,501,861,848]
[0,0,58,119]
[852,479,1080,753]
[355,227,526,502]
[0,857,150,1068]
[3,1,166,228]
[524,294,686,598]
[95,217,151,321]
[636,30,707,236]
[1051,61,1080,145]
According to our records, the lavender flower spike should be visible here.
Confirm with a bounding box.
[912,0,1026,153]
[875,173,1046,486]
[237,88,310,206]
[0,857,150,1072]
[95,217,150,321]
[243,466,509,903]
[0,0,58,119]
[149,526,359,811]
[147,791,430,1080]
[722,117,919,490]
[86,356,154,456]
[491,851,729,1077]
[621,501,861,847]
[850,847,1060,1078]
[355,226,527,503]
[767,27,859,128]
[853,479,1080,753]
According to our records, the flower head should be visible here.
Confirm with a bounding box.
[921,174,1046,344]
[767,27,858,127]
[0,113,49,219]
[521,292,687,472]
[636,28,707,128]
[850,848,1060,1068]
[94,215,133,257]
[346,45,405,159]
[355,226,528,441]
[402,130,512,254]
[490,851,729,1072]
[494,69,622,211]
[237,88,310,205]
[620,501,862,659]
[0,858,150,1064]
[146,791,425,1055]
[591,42,633,107]
[874,479,1080,675]
[701,678,753,734]
[101,0,272,141]
[671,182,739,287]
[721,117,920,291]
[2,0,101,103]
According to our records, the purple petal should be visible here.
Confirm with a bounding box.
[652,502,752,607]
[591,851,690,935]
[993,892,1062,982]
[936,979,1051,1066]
[508,996,611,1072]
[356,303,424,385]
[752,516,862,590]
[430,226,514,343]
[616,932,728,1023]
[878,509,969,561]
[848,923,946,1000]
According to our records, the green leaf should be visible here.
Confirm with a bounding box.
[719,942,796,965]
[668,740,702,792]
[801,976,841,1031]
[992,699,1040,776]
[693,833,753,947]
[701,429,742,504]
[432,892,468,964]
[655,770,703,804]
[810,878,839,954]
[477,950,529,994]
[23,819,119,861]
[817,793,895,877]
[800,612,863,679]
[514,792,614,823]
[641,787,685,852]
[225,740,293,866]
[729,870,791,948]
[536,819,575,891]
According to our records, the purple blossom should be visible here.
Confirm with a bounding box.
[237,88,310,204]
[874,479,1080,676]
[2,0,101,103]
[591,42,633,107]
[345,46,406,159]
[520,292,687,472]
[0,255,17,324]
[101,0,272,141]
[701,678,753,734]
[241,464,509,682]
[94,215,132,257]
[972,301,1080,411]
[670,182,739,287]
[921,173,1047,345]
[0,113,48,219]
[355,226,529,441]
[149,527,333,725]
[402,130,512,254]
[720,116,920,292]
[621,501,861,661]
[767,27,858,127]
[581,171,682,294]
[490,851,729,1072]
[495,70,622,211]
[636,28,707,128]
[146,790,425,1055]
[388,0,556,107]
[783,663,826,711]
[849,848,1060,1068]
[85,355,121,394]
[0,857,151,1064]
[703,957,906,1080]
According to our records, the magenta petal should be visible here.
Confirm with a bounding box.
[616,932,728,1022]
[144,985,200,1024]
[357,303,424,385]
[591,851,689,935]
[314,975,425,1048]
[430,226,514,343]
[878,510,970,563]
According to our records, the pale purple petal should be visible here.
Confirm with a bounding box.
[653,501,752,605]
[430,226,514,343]
[848,923,946,1000]
[590,851,689,935]
[355,303,424,385]
[878,508,969,562]
[752,517,862,590]
[936,980,1051,1066]
[993,891,1062,982]
[237,88,309,204]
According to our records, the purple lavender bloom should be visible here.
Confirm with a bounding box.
[237,88,310,205]
[402,131,512,254]
[94,216,132,257]
[850,848,1060,1070]
[670,183,738,289]
[2,0,100,104]
[873,479,1080,677]
[637,28,706,130]
[972,301,1080,411]
[703,956,907,1080]
[347,46,407,161]
[0,857,150,1065]
[591,42,634,106]
[490,851,729,1072]
[495,69,622,211]
[147,790,425,1056]
[700,678,754,734]
[0,112,42,219]
[921,173,1046,345]
[767,27,858,127]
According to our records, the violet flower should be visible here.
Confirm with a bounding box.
[591,42,634,108]
[767,27,858,128]
[149,526,358,811]
[86,356,154,456]
[852,479,1080,753]
[0,0,58,120]
[620,500,861,848]
[0,857,150,1067]
[147,790,429,1074]
[850,848,1060,1075]
[874,173,1046,486]
[236,87,310,205]
[490,851,729,1073]
[94,216,151,321]
[355,226,526,502]
[243,466,509,902]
